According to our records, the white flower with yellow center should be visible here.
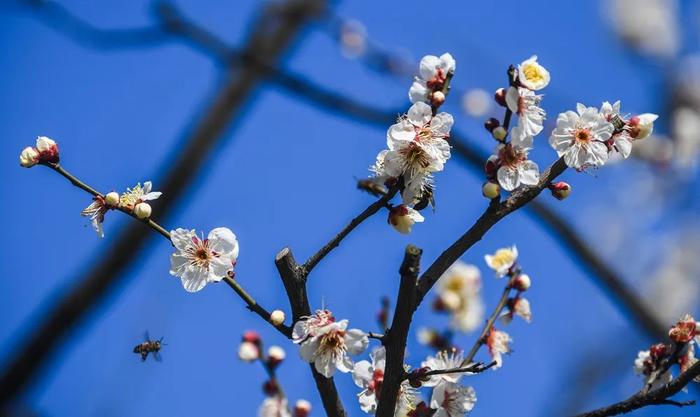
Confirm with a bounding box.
[383,102,452,179]
[493,143,540,192]
[295,317,368,378]
[436,261,485,332]
[517,55,550,91]
[484,246,518,277]
[549,104,614,169]
[506,86,545,144]
[119,181,162,210]
[169,227,239,292]
[430,381,477,417]
[409,53,456,104]
[421,349,471,387]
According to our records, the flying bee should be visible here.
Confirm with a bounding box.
[133,331,165,362]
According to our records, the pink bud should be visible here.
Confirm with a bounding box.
[494,88,507,107]
[431,91,446,107]
[512,273,531,291]
[549,182,571,200]
[294,399,312,417]
[35,136,59,164]
[484,117,500,132]
[243,330,261,344]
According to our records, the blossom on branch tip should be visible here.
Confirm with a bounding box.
[549,104,614,169]
[669,313,698,343]
[506,86,546,143]
[119,181,162,211]
[293,311,368,378]
[484,246,518,277]
[492,143,540,192]
[81,196,110,238]
[517,55,550,91]
[19,147,39,168]
[388,205,425,234]
[430,381,477,417]
[169,227,239,292]
[19,136,59,167]
[421,349,470,386]
[500,296,532,324]
[294,399,312,417]
[486,328,512,369]
[409,53,456,105]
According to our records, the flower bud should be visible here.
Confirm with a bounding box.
[267,345,286,367]
[133,202,152,219]
[431,91,446,107]
[263,379,280,396]
[549,182,571,200]
[238,341,259,362]
[270,309,286,326]
[484,156,498,179]
[104,192,120,207]
[484,117,500,132]
[482,181,500,199]
[19,146,39,168]
[388,205,424,234]
[669,314,698,343]
[294,399,312,417]
[512,273,531,291]
[628,114,658,140]
[243,330,261,344]
[492,126,507,141]
[494,88,507,107]
[35,136,59,163]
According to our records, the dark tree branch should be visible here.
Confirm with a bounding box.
[574,360,700,417]
[375,245,422,417]
[275,248,347,417]
[0,0,325,408]
[302,185,399,277]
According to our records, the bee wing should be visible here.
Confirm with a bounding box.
[153,351,163,362]
[144,330,151,342]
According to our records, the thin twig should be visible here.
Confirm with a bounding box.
[462,285,512,367]
[574,360,700,417]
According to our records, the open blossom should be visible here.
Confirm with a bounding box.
[634,346,673,390]
[293,313,368,378]
[353,347,418,415]
[258,396,291,417]
[506,86,545,144]
[678,343,700,383]
[491,144,540,192]
[119,181,162,211]
[421,349,469,387]
[501,296,532,324]
[169,227,239,292]
[486,328,512,369]
[669,313,699,343]
[388,205,424,234]
[549,104,614,169]
[383,102,452,179]
[430,382,477,417]
[435,261,484,332]
[517,55,550,91]
[600,100,633,158]
[484,246,518,277]
[409,53,456,104]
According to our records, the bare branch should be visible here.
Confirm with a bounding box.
[574,360,700,417]
[375,245,422,417]
[462,285,512,367]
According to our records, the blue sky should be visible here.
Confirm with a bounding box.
[0,1,698,416]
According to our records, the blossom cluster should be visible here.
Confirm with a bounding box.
[19,136,59,167]
[237,330,312,417]
[634,313,700,390]
[366,53,456,234]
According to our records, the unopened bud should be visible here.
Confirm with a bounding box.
[243,330,261,344]
[628,113,658,140]
[492,126,507,141]
[104,192,120,207]
[238,341,259,362]
[484,117,500,132]
[133,202,152,219]
[267,345,286,366]
[294,399,312,417]
[270,309,286,326]
[482,181,500,199]
[494,88,507,107]
[484,156,498,179]
[431,91,446,107]
[35,136,59,163]
[19,146,39,168]
[263,379,280,396]
[549,182,571,200]
[669,314,698,343]
[512,273,531,291]
[388,205,424,234]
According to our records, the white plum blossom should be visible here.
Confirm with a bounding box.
[81,197,109,238]
[436,261,484,332]
[119,181,162,211]
[484,246,518,277]
[600,100,633,159]
[500,296,532,324]
[293,312,368,378]
[388,205,425,234]
[169,227,239,292]
[383,102,452,180]
[430,382,477,417]
[409,53,456,104]
[549,104,614,169]
[486,329,512,369]
[421,349,470,387]
[634,349,673,390]
[517,55,550,91]
[506,86,545,142]
[352,347,419,415]
[492,144,540,192]
[258,396,291,417]
[292,309,335,341]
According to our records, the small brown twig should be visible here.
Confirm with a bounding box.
[461,284,513,367]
